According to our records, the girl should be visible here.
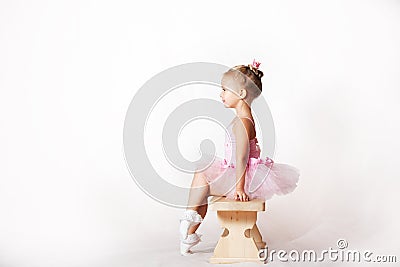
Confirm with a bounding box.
[179,60,300,256]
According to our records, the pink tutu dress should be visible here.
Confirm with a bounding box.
[198,117,300,200]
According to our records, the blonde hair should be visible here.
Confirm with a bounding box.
[223,64,264,101]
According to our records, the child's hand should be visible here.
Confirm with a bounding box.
[234,189,249,202]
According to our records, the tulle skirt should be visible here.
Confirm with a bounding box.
[196,155,300,200]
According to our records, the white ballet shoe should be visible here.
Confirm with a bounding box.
[179,209,203,241]
[180,233,203,256]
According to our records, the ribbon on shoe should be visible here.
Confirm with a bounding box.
[181,233,203,245]
[180,233,203,256]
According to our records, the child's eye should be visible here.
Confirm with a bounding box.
[222,88,226,91]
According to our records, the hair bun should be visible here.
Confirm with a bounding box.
[248,59,264,79]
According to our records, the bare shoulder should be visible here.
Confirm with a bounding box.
[232,117,255,140]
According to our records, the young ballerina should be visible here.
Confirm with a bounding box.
[179,60,300,256]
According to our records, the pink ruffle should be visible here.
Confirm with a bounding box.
[199,155,299,201]
[220,156,274,169]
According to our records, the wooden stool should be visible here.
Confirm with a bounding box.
[208,196,267,264]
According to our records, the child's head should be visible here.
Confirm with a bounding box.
[220,60,264,108]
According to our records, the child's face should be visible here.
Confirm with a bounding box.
[220,74,242,108]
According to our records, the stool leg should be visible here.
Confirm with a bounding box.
[250,224,266,248]
[210,210,264,263]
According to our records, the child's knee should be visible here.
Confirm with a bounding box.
[194,170,208,182]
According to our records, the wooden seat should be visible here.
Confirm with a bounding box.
[208,196,267,264]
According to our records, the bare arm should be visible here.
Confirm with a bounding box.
[232,118,251,195]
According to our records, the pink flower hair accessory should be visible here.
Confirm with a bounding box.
[251,59,261,69]
[248,59,263,78]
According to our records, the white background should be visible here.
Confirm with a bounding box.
[1,0,399,266]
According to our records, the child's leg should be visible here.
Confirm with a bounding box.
[184,171,210,235]
[187,173,235,234]
[188,203,207,234]
[187,171,210,210]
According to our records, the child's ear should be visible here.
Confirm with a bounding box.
[239,88,247,99]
